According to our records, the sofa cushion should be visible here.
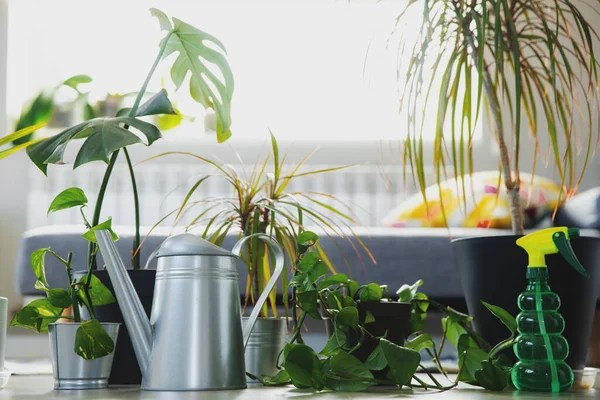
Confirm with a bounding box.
[555,187,600,229]
[382,171,562,229]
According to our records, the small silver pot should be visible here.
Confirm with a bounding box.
[48,322,120,390]
[243,317,288,382]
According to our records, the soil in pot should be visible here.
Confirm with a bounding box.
[75,269,155,385]
[349,301,412,381]
[453,235,600,370]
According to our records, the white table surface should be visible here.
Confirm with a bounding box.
[0,375,598,399]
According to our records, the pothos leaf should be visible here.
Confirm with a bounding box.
[78,274,116,307]
[380,339,420,387]
[30,248,51,287]
[326,353,375,392]
[74,319,115,360]
[364,343,387,371]
[26,116,162,174]
[283,344,324,390]
[9,299,63,333]
[482,301,517,335]
[359,283,383,303]
[155,12,234,143]
[47,288,72,308]
[81,218,119,243]
[474,360,511,391]
[47,187,88,214]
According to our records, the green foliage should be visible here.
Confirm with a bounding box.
[259,234,519,392]
[9,299,63,333]
[143,134,369,317]
[10,188,118,360]
[47,187,88,214]
[81,217,119,243]
[74,319,115,360]
[27,115,162,174]
[0,123,46,161]
[397,0,600,234]
[151,8,234,143]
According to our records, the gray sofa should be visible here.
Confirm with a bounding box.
[15,225,600,305]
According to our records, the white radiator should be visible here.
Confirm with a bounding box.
[26,161,413,230]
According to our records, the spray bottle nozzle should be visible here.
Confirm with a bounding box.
[517,227,590,279]
[568,228,580,238]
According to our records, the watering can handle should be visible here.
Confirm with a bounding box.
[231,234,285,349]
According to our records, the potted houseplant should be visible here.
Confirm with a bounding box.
[142,133,372,380]
[396,0,600,370]
[9,188,120,390]
[0,123,47,160]
[11,74,94,143]
[255,231,519,392]
[19,8,235,384]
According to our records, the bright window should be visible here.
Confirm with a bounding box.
[6,0,473,141]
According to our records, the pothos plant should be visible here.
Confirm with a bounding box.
[9,187,119,360]
[23,8,234,279]
[251,231,518,392]
[142,133,372,318]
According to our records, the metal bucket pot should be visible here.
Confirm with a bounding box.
[48,322,120,390]
[243,317,288,382]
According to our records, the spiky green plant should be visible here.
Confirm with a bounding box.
[398,0,600,234]
[141,133,374,317]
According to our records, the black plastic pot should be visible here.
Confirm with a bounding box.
[349,301,412,380]
[86,269,155,385]
[453,235,600,370]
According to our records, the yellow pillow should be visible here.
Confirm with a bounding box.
[382,172,563,228]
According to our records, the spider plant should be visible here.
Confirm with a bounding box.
[397,0,600,234]
[141,133,374,317]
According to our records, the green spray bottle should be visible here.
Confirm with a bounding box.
[511,227,589,392]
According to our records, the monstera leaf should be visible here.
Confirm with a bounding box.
[26,116,161,174]
[151,8,234,143]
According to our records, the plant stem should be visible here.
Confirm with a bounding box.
[129,31,173,117]
[66,252,81,322]
[123,148,141,270]
[463,27,523,234]
[89,151,120,271]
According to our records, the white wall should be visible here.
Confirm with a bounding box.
[0,0,28,311]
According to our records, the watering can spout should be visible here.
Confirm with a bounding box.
[95,230,152,376]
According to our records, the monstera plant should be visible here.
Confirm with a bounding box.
[25,8,234,272]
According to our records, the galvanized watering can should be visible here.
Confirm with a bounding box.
[95,230,284,391]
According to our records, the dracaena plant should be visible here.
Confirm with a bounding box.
[397,0,600,234]
[256,232,518,392]
[0,123,46,160]
[142,133,373,317]
[23,8,234,274]
[10,188,120,360]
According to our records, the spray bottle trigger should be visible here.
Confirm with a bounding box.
[553,231,590,278]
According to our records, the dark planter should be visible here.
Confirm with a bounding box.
[75,269,155,385]
[453,235,600,370]
[349,301,412,380]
